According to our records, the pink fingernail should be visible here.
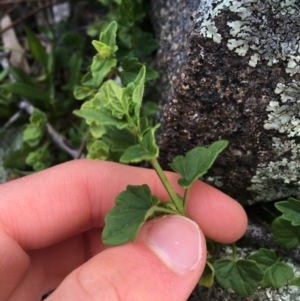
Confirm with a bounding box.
[146,215,202,274]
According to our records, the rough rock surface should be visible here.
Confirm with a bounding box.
[151,0,300,205]
[150,0,300,300]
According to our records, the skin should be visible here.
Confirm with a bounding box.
[0,159,247,301]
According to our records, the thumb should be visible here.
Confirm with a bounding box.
[48,215,206,301]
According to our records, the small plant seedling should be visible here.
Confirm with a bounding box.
[74,21,228,246]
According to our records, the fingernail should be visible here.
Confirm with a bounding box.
[146,215,202,274]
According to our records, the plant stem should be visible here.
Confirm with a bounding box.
[150,158,184,214]
[183,188,190,209]
[232,243,237,262]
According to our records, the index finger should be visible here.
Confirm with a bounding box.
[0,159,247,249]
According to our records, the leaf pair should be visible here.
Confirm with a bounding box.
[214,248,295,296]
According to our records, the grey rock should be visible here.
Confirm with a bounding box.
[150,0,300,300]
[151,0,300,205]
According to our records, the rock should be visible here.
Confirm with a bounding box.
[151,0,300,205]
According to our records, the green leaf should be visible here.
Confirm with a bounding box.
[73,108,128,129]
[249,248,294,288]
[81,70,94,86]
[92,41,112,58]
[132,66,146,116]
[100,80,130,119]
[89,124,106,139]
[0,67,9,82]
[169,140,228,188]
[24,27,48,69]
[275,198,300,226]
[214,259,264,296]
[271,217,300,248]
[91,56,117,87]
[25,143,51,171]
[290,276,300,286]
[9,67,36,86]
[132,31,159,58]
[103,126,136,152]
[0,127,23,183]
[141,101,159,118]
[30,108,47,126]
[120,58,159,86]
[0,83,49,102]
[74,86,95,100]
[199,261,215,288]
[86,140,109,160]
[120,125,160,163]
[102,185,159,246]
[23,124,43,147]
[99,21,118,53]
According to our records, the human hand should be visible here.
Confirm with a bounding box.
[0,160,247,301]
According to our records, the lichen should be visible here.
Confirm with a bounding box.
[264,81,300,137]
[247,79,300,202]
[197,0,300,73]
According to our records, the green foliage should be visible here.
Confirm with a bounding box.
[249,248,294,288]
[102,185,160,245]
[0,21,86,179]
[214,259,264,296]
[271,216,300,248]
[199,262,215,288]
[76,20,227,250]
[88,0,158,60]
[275,197,300,226]
[169,140,228,188]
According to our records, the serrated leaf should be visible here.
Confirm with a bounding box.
[102,185,159,246]
[91,56,117,87]
[100,80,129,119]
[271,217,300,248]
[73,108,128,129]
[199,261,215,287]
[290,276,300,286]
[120,125,159,163]
[24,27,48,69]
[99,21,118,53]
[275,198,300,226]
[249,248,294,288]
[214,259,264,296]
[169,140,228,188]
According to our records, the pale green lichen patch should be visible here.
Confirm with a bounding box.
[248,80,300,203]
[264,81,300,137]
[197,0,300,73]
[248,133,300,202]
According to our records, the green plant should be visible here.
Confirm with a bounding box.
[0,22,87,179]
[75,19,300,297]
